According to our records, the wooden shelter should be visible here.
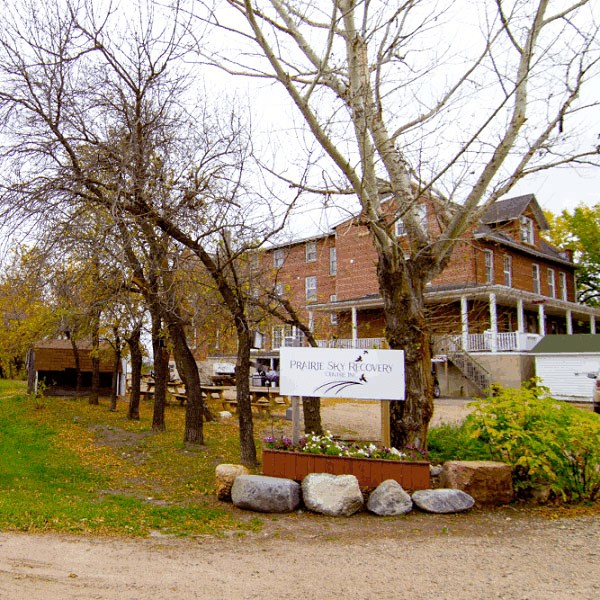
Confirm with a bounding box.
[31,339,121,396]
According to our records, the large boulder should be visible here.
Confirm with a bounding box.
[302,473,364,517]
[215,464,250,501]
[231,475,301,513]
[366,479,412,516]
[440,461,513,505]
[412,489,475,513]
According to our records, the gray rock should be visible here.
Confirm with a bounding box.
[367,479,412,516]
[302,473,364,517]
[231,475,301,513]
[411,488,475,513]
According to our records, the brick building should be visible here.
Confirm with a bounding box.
[249,194,598,395]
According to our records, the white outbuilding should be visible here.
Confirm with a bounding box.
[531,334,600,402]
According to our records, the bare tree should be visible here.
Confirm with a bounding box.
[0,0,209,443]
[198,0,600,448]
[0,0,299,464]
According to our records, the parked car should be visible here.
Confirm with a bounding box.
[587,369,600,414]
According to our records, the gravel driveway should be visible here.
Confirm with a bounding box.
[2,397,598,599]
[1,508,599,599]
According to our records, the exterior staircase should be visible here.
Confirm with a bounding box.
[445,336,492,393]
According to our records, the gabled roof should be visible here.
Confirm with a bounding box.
[35,339,95,350]
[531,334,600,354]
[481,194,549,230]
[473,225,574,266]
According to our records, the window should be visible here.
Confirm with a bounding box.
[305,276,317,301]
[330,294,338,325]
[273,248,284,268]
[559,272,568,301]
[484,250,494,283]
[520,216,534,245]
[306,240,317,262]
[395,204,427,236]
[547,268,556,298]
[532,264,541,294]
[272,324,293,349]
[329,247,337,275]
[274,283,284,297]
[503,255,512,287]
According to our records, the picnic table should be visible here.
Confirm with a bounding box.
[131,380,187,404]
[220,386,287,416]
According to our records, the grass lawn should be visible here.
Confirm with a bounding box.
[0,379,263,537]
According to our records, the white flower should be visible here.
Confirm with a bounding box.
[390,447,406,458]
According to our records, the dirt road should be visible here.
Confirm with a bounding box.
[1,507,599,599]
[2,397,598,599]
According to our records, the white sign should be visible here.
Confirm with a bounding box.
[280,347,405,401]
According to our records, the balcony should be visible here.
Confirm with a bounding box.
[271,334,388,350]
[445,332,541,353]
[277,333,540,353]
[316,337,387,349]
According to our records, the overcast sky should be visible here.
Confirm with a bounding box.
[200,1,599,220]
[511,162,598,215]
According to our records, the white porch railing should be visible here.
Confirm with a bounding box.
[458,332,541,352]
[316,337,387,349]
[278,333,541,352]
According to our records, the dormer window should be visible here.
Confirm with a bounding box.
[520,216,534,245]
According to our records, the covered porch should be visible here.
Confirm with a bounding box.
[309,285,598,354]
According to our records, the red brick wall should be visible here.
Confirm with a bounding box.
[257,200,577,348]
[431,240,477,287]
[470,242,574,300]
[334,220,380,301]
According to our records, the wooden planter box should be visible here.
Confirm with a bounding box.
[262,449,430,490]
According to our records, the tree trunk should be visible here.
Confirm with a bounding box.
[150,310,168,431]
[235,321,257,467]
[89,316,101,405]
[377,252,434,451]
[68,336,83,395]
[26,348,36,394]
[109,332,121,412]
[167,318,206,445]
[126,325,143,420]
[302,396,322,435]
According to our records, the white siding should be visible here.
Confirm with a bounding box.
[535,354,600,401]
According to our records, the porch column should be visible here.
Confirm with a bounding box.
[538,303,546,336]
[489,292,498,352]
[591,314,597,334]
[566,310,573,335]
[461,296,469,350]
[516,298,525,351]
[351,306,358,347]
[517,299,525,332]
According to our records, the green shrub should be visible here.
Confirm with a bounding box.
[465,381,600,503]
[427,421,491,463]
